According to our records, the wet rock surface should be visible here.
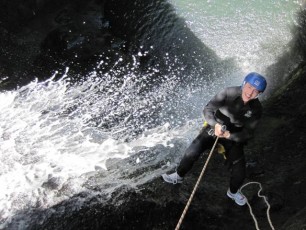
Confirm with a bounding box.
[0,0,229,91]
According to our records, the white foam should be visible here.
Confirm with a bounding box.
[0,70,191,227]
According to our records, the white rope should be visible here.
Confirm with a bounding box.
[240,182,275,230]
[175,137,220,230]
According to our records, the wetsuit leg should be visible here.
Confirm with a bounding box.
[177,130,214,177]
[226,143,246,193]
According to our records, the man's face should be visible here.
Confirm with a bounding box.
[241,82,260,103]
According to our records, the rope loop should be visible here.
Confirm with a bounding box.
[240,182,275,230]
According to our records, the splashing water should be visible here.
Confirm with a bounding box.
[0,61,215,228]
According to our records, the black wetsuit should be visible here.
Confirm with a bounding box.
[177,86,262,193]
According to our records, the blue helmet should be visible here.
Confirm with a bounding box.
[243,72,267,92]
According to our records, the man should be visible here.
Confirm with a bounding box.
[162,72,267,206]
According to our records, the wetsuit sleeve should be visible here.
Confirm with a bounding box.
[228,106,262,142]
[203,88,227,127]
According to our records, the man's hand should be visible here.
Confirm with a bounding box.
[214,123,230,139]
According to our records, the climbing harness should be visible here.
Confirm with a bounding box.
[203,120,215,136]
[240,182,275,230]
[175,136,220,230]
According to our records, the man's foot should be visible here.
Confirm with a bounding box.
[227,189,247,206]
[161,172,183,184]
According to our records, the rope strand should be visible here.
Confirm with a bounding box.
[240,182,275,230]
[175,137,220,230]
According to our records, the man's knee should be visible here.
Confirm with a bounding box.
[183,150,201,162]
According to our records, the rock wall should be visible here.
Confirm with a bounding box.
[0,0,232,91]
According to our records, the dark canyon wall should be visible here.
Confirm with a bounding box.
[0,0,233,91]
